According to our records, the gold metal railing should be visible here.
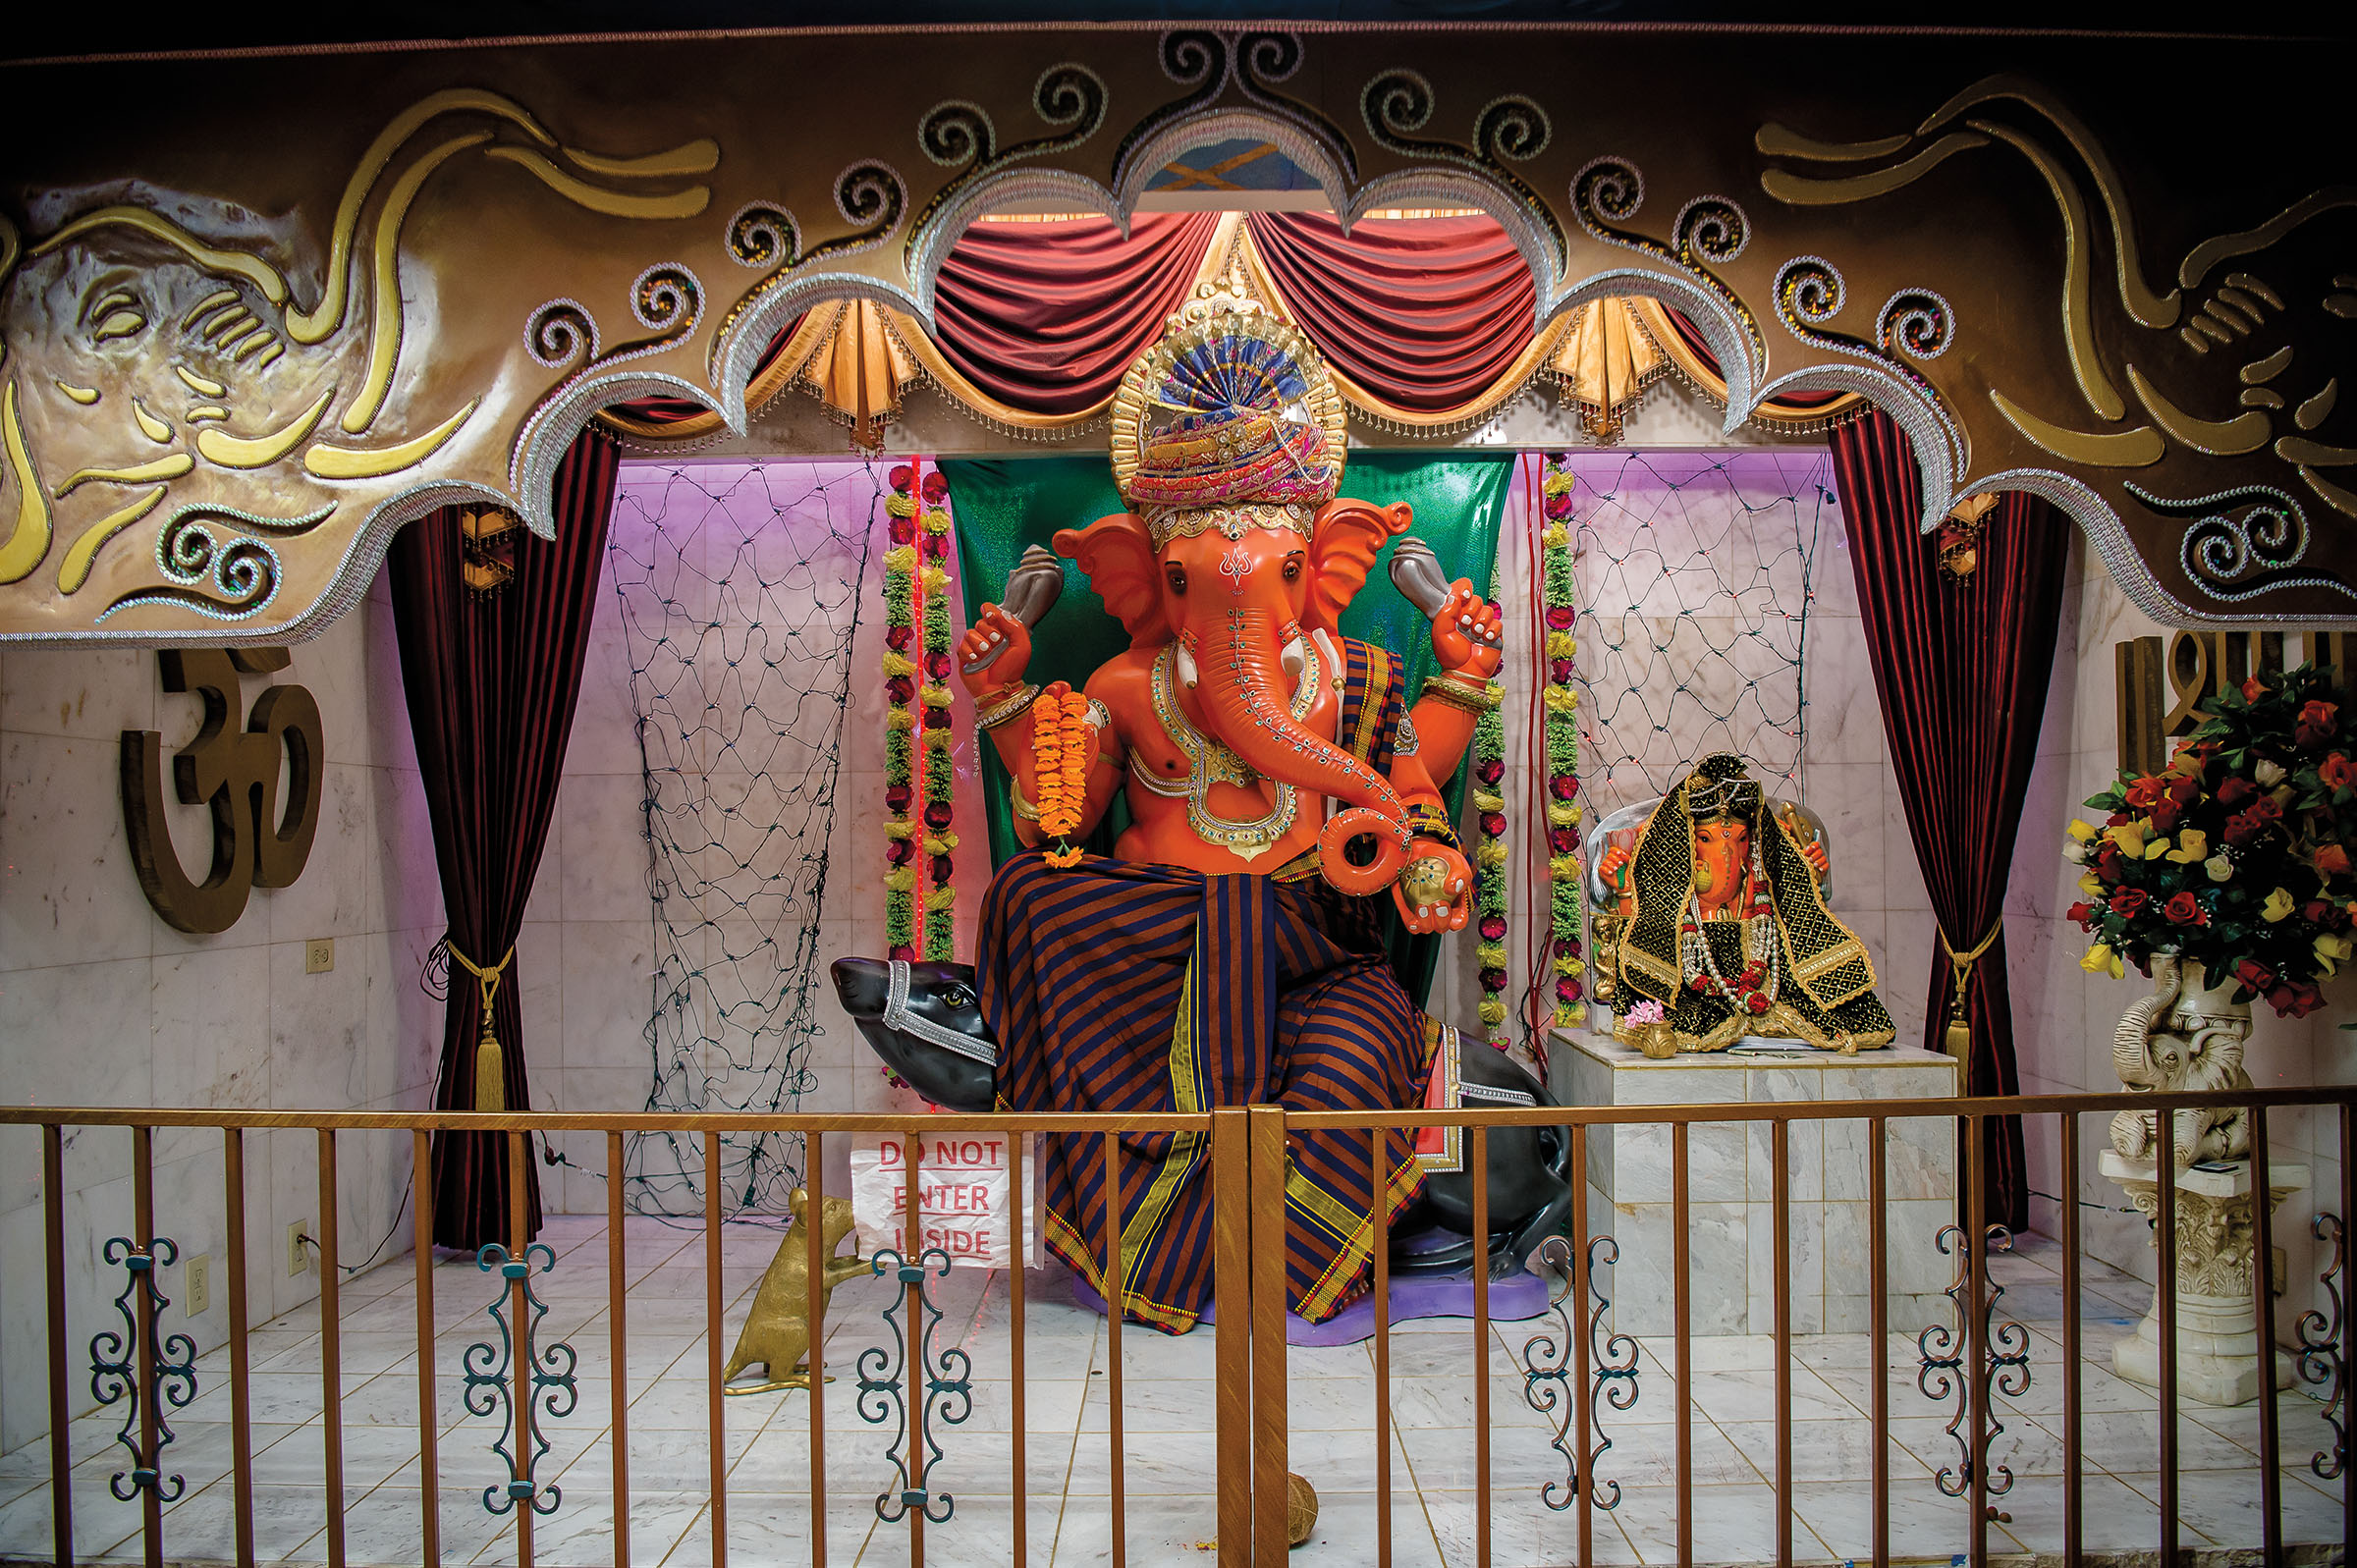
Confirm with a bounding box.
[4,1088,2351,1568]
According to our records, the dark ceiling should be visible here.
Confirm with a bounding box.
[7,1,2343,62]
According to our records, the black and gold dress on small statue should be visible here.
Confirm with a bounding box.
[1612,754,1895,1054]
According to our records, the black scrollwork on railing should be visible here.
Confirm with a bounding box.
[1918,1224,2031,1509]
[2296,1213,2347,1480]
[88,1235,198,1502]
[463,1241,576,1518]
[1520,1234,1637,1512]
[859,1246,974,1525]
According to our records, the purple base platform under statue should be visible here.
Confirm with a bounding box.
[1069,1230,1555,1346]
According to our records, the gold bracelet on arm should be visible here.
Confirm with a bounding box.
[1419,673,1503,715]
[976,682,1042,730]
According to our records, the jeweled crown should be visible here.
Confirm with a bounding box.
[1110,284,1347,545]
[1684,752,1764,825]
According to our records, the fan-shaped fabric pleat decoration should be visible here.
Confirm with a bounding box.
[932,212,1225,415]
[1244,211,1537,412]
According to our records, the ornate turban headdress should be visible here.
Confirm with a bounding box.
[1109,287,1348,549]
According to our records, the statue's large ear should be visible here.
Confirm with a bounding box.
[1303,498,1413,635]
[1053,513,1171,646]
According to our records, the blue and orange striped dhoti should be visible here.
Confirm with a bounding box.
[978,851,1434,1332]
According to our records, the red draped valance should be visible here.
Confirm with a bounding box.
[1243,212,1535,413]
[602,210,1863,444]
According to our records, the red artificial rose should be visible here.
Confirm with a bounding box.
[2095,843,2126,880]
[2148,801,2182,837]
[2223,811,2266,847]
[2123,776,2167,809]
[2165,775,2201,807]
[2233,957,2275,993]
[2272,981,2326,1019]
[2110,888,2149,917]
[2296,699,2340,747]
[2066,900,2098,925]
[2317,844,2354,878]
[2217,776,2258,809]
[2163,891,2205,925]
[888,464,915,492]
[2106,811,2131,827]
[2305,898,2350,930]
[2323,753,2357,791]
[2249,794,2284,823]
[2242,676,2267,702]
[920,470,950,504]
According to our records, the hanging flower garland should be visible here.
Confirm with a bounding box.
[884,461,960,966]
[1031,682,1092,868]
[917,467,959,962]
[882,466,923,961]
[1540,452,1588,1030]
[1471,562,1513,1051]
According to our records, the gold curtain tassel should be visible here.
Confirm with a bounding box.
[1936,917,2005,1062]
[446,939,518,1113]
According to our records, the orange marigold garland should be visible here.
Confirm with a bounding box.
[1032,682,1092,868]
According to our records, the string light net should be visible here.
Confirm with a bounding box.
[606,460,883,1217]
[1567,450,1831,826]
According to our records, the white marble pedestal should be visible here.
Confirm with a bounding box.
[1559,1034,1960,1336]
[2097,1150,2310,1407]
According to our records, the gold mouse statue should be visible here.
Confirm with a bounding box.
[722,1188,869,1395]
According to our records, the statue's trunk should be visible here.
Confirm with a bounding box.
[1193,608,1400,821]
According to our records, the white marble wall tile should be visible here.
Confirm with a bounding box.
[557,773,653,925]
[0,734,154,970]
[0,649,152,741]
[0,955,152,1108]
[268,762,373,943]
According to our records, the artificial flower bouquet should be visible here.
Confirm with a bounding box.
[2066,662,2357,1021]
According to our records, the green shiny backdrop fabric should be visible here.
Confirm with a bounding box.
[944,452,1510,1004]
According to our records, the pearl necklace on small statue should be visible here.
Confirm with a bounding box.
[1679,841,1780,1018]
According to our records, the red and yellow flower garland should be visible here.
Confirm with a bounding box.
[883,461,959,963]
[1540,452,1587,1031]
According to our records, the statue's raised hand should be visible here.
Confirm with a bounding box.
[958,603,1031,698]
[1429,579,1505,679]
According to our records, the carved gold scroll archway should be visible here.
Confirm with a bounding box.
[2,27,2353,642]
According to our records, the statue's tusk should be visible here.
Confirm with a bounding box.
[1176,643,1200,690]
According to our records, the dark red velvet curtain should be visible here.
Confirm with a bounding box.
[933,213,1223,414]
[1829,410,2069,1233]
[392,431,622,1249]
[1245,211,1535,411]
[1655,305,1850,413]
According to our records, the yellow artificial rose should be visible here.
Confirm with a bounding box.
[2066,820,2099,843]
[2165,830,2209,864]
[2317,932,2355,977]
[2262,887,2296,923]
[2079,943,2124,978]
[2106,821,2155,858]
[2078,872,2105,896]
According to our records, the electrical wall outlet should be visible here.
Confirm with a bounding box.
[304,938,334,974]
[186,1254,210,1317]
[288,1220,311,1276]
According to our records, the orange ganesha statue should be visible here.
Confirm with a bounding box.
[922,287,1526,1332]
[1594,753,1894,1055]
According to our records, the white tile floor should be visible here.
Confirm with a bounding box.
[0,1217,2343,1566]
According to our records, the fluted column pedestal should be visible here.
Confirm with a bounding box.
[2099,1150,2309,1408]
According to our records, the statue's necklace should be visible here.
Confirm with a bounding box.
[1137,641,1323,858]
[1678,842,1780,1015]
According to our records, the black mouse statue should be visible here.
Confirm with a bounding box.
[831,957,1579,1279]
